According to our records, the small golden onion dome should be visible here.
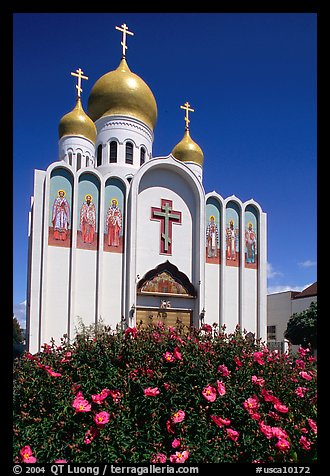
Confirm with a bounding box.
[171,129,204,166]
[87,57,157,131]
[59,97,97,143]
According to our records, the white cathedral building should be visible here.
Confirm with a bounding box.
[26,24,267,354]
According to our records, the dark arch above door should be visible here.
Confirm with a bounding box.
[137,260,197,298]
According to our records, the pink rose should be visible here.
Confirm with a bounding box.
[92,388,111,404]
[226,428,239,441]
[84,426,99,444]
[202,385,217,402]
[72,393,91,413]
[163,351,175,363]
[211,415,231,428]
[170,450,189,463]
[151,453,167,463]
[217,364,230,377]
[172,410,185,423]
[20,445,37,463]
[308,418,317,434]
[273,402,289,413]
[275,438,290,451]
[295,386,308,397]
[243,396,260,413]
[299,371,313,381]
[144,387,160,397]
[173,347,183,360]
[172,438,181,448]
[259,421,273,439]
[216,380,226,396]
[125,327,138,338]
[272,427,289,440]
[299,436,312,450]
[94,411,110,427]
[252,375,265,386]
[253,351,265,365]
[44,367,62,377]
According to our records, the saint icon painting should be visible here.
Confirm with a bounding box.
[77,173,99,250]
[80,194,96,244]
[226,202,240,267]
[244,206,258,268]
[106,198,123,248]
[52,190,70,241]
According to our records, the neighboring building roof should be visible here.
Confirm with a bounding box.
[292,282,317,300]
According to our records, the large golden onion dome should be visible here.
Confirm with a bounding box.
[171,128,204,166]
[87,57,157,131]
[58,97,97,143]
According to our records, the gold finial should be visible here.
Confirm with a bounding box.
[70,68,89,98]
[115,23,134,58]
[180,101,194,130]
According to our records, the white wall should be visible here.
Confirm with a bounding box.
[26,170,46,354]
[101,252,124,328]
[43,247,71,344]
[205,264,220,325]
[242,267,257,334]
[267,291,294,342]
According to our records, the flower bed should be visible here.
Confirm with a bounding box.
[13,323,317,463]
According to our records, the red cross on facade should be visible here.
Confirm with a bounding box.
[151,199,182,255]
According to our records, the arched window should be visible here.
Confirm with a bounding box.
[125,142,133,164]
[140,147,146,166]
[96,144,102,167]
[77,153,82,171]
[109,141,117,163]
[68,152,73,166]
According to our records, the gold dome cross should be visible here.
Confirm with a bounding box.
[180,101,194,130]
[115,23,134,58]
[70,68,88,98]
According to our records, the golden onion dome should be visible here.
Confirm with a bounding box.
[87,57,157,131]
[58,97,97,143]
[171,129,204,166]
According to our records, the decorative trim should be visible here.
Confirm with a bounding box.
[102,119,153,142]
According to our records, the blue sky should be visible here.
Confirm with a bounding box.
[13,13,317,326]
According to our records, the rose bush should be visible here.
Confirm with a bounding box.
[13,323,317,463]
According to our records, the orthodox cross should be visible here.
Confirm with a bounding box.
[70,68,88,98]
[151,199,182,254]
[180,101,194,130]
[115,23,134,57]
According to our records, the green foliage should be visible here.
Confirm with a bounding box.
[285,302,317,349]
[13,323,317,463]
[13,317,26,359]
[13,317,24,344]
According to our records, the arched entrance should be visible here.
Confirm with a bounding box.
[136,261,197,329]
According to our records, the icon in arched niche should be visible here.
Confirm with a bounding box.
[48,168,73,248]
[206,215,218,257]
[245,206,258,268]
[226,203,240,266]
[77,173,99,250]
[104,178,125,253]
[106,198,123,248]
[51,190,70,242]
[205,198,221,264]
[80,194,96,244]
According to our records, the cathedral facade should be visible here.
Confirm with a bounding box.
[26,24,267,353]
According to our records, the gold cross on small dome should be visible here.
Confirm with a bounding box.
[70,68,88,98]
[180,101,194,130]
